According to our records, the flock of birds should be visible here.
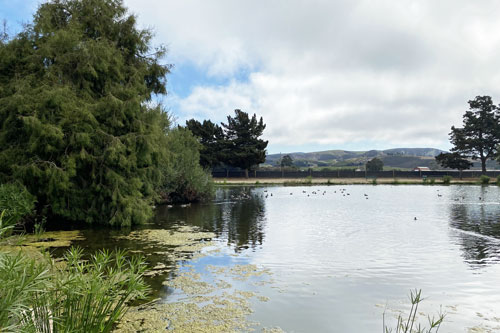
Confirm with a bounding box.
[259,188,372,199]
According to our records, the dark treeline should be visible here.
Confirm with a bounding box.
[0,0,213,227]
[186,109,268,178]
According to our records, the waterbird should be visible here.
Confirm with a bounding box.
[414,217,417,220]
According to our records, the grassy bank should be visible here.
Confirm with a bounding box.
[215,177,495,186]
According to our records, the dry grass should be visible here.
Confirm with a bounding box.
[215,178,484,185]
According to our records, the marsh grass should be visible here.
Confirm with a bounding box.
[442,176,452,184]
[383,289,445,333]
[0,247,149,332]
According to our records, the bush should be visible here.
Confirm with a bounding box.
[497,175,500,186]
[162,128,215,203]
[429,178,436,185]
[0,183,36,238]
[480,175,490,185]
[0,247,148,332]
[372,178,377,185]
[442,175,452,184]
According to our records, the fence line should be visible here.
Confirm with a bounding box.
[212,170,500,179]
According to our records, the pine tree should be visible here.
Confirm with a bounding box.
[449,96,500,174]
[222,109,268,178]
[0,0,171,226]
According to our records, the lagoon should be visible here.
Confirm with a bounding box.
[68,185,500,332]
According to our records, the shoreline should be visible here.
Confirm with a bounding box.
[214,177,495,186]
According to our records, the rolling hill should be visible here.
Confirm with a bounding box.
[264,148,499,170]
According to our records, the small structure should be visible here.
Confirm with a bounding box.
[413,167,430,172]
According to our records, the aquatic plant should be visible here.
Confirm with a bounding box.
[442,176,452,184]
[0,183,36,238]
[0,247,148,332]
[480,175,490,185]
[383,289,445,333]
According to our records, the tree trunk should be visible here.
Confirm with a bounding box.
[245,169,249,178]
[481,157,487,174]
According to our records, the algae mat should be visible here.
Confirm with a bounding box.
[114,226,280,332]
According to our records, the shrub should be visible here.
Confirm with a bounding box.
[0,247,148,332]
[0,183,36,238]
[497,175,500,186]
[305,175,313,184]
[480,175,490,185]
[162,128,215,203]
[442,175,452,184]
[429,178,436,185]
[372,178,378,185]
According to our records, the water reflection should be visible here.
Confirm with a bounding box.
[155,187,267,251]
[448,186,500,267]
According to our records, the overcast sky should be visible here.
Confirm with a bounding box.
[3,0,500,153]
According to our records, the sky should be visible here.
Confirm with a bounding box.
[2,1,500,154]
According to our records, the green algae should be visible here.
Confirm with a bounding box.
[0,230,85,257]
[115,227,215,261]
[117,262,275,332]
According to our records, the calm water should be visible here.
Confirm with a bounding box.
[73,185,500,332]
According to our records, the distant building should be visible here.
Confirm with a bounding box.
[413,167,430,171]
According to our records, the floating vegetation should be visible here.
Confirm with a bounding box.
[206,264,272,281]
[115,226,215,259]
[0,230,85,256]
[163,271,215,295]
[118,261,275,332]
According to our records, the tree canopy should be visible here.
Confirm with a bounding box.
[449,96,500,173]
[280,155,294,168]
[0,0,211,226]
[435,152,472,171]
[222,109,268,177]
[366,158,383,172]
[185,119,226,169]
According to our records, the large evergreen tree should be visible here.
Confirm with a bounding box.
[185,119,226,169]
[449,96,500,174]
[222,109,268,178]
[0,0,171,226]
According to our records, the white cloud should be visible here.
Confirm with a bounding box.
[126,0,500,152]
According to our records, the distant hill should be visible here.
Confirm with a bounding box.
[265,148,500,170]
[265,148,449,170]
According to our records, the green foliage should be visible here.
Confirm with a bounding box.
[366,158,384,172]
[429,178,435,185]
[435,152,472,171]
[442,175,452,184]
[162,128,214,203]
[496,175,500,186]
[0,183,36,237]
[0,247,148,332]
[450,96,500,173]
[222,109,268,177]
[0,0,176,226]
[280,155,294,168]
[305,175,313,184]
[383,289,445,333]
[480,175,490,185]
[185,119,226,169]
[372,178,378,185]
